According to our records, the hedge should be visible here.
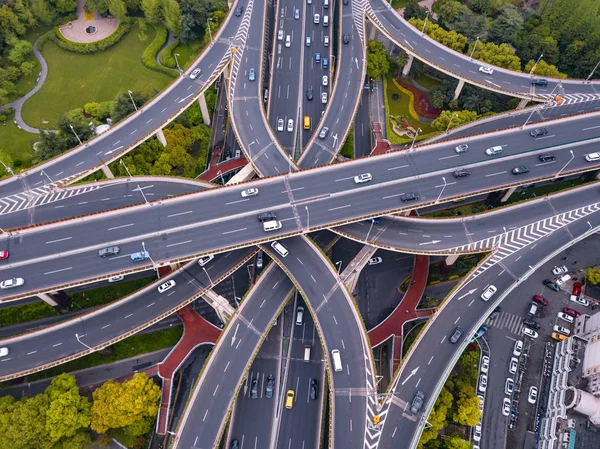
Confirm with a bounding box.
[141,22,179,78]
[52,18,132,53]
[158,39,179,68]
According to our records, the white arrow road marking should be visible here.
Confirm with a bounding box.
[178,93,194,104]
[419,240,441,246]
[231,323,239,346]
[458,288,477,300]
[401,366,420,386]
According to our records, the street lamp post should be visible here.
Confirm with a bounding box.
[410,128,422,150]
[335,261,342,274]
[529,53,543,75]
[436,177,447,203]
[203,266,214,285]
[120,159,132,178]
[521,105,541,129]
[40,170,54,184]
[127,90,138,111]
[141,242,160,278]
[0,159,14,176]
[75,333,93,350]
[69,124,82,145]
[216,170,224,185]
[207,18,214,45]
[305,206,310,229]
[587,59,600,82]
[135,184,149,204]
[445,113,458,134]
[174,53,182,73]
[421,9,429,35]
[555,150,574,178]
[469,37,480,60]
[549,83,563,96]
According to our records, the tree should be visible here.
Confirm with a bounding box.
[52,0,77,14]
[524,60,567,78]
[586,268,600,285]
[418,387,453,449]
[468,0,490,14]
[366,40,390,80]
[437,0,462,26]
[488,5,523,45]
[7,37,33,65]
[111,90,146,122]
[403,0,427,20]
[0,393,50,449]
[443,436,473,449]
[140,0,161,23]
[431,110,478,131]
[91,373,161,436]
[163,0,183,36]
[45,374,92,443]
[107,0,128,21]
[86,0,109,14]
[453,395,481,426]
[470,41,521,71]
[409,19,467,53]
[31,0,56,24]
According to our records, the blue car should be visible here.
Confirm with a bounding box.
[315,53,321,64]
[130,251,150,262]
[323,57,328,69]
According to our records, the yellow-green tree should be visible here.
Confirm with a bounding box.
[91,373,161,437]
[469,41,522,71]
[45,373,92,443]
[524,60,567,78]
[431,110,478,132]
[586,268,600,285]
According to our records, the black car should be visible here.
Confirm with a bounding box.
[512,165,530,175]
[530,128,548,138]
[343,0,348,4]
[250,379,258,399]
[343,34,350,44]
[98,246,120,257]
[489,306,501,320]
[400,192,419,202]
[265,374,274,398]
[234,5,244,16]
[230,440,240,449]
[452,168,471,178]
[539,152,556,162]
[450,326,464,343]
[310,379,318,400]
[543,279,560,292]
[257,211,276,222]
[523,318,541,330]
[410,391,425,413]
[307,86,313,101]
[531,78,548,87]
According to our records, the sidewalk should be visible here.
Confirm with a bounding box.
[155,306,221,435]
[367,255,433,372]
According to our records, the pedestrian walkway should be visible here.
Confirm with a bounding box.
[197,145,247,183]
[487,311,523,336]
[58,0,119,44]
[155,306,221,435]
[367,255,432,372]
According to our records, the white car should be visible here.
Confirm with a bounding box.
[477,395,484,412]
[277,118,284,132]
[158,279,176,293]
[513,340,523,357]
[478,374,487,392]
[108,275,124,283]
[241,188,259,198]
[585,152,600,162]
[321,92,328,104]
[189,68,201,79]
[314,13,320,24]
[198,255,214,266]
[557,312,575,323]
[354,173,372,184]
[479,66,494,75]
[0,278,24,289]
[571,295,590,306]
[324,35,329,46]
[368,257,382,265]
[502,398,511,416]
[505,378,514,395]
[285,35,291,48]
[287,119,294,132]
[528,386,538,404]
[277,29,284,41]
[509,357,518,375]
[322,75,328,86]
[553,325,571,336]
[522,327,538,339]
[473,425,481,442]
[0,347,8,357]
[480,355,489,374]
[480,285,497,301]
[552,265,568,275]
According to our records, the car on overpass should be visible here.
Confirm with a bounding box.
[400,192,419,202]
[479,66,494,75]
[241,188,259,198]
[454,144,468,153]
[529,128,548,138]
[354,173,372,184]
[189,68,201,80]
[0,250,7,260]
[158,280,176,293]
[410,391,425,413]
[512,165,530,175]
[450,327,464,344]
[0,278,24,289]
[453,168,471,178]
[265,375,274,398]
[480,285,497,301]
[130,251,149,262]
[285,390,295,409]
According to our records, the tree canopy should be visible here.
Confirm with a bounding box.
[366,40,390,80]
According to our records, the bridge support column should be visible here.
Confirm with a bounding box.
[198,93,211,126]
[156,128,167,147]
[402,54,414,77]
[101,164,114,179]
[453,79,465,100]
[227,163,256,184]
[369,24,376,40]
[517,98,529,109]
[445,254,459,266]
[38,292,69,313]
[501,186,517,202]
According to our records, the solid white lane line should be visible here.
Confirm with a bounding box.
[166,240,192,248]
[203,410,208,422]
[387,164,409,171]
[382,193,405,199]
[101,324,111,329]
[108,223,134,231]
[434,182,457,188]
[224,361,230,372]
[147,302,155,307]
[441,336,446,344]
[125,314,133,318]
[222,228,247,235]
[296,257,303,265]
[52,343,63,347]
[334,176,354,182]
[167,210,193,218]
[535,134,555,140]
[438,154,460,160]
[45,267,72,275]
[454,316,460,324]
[485,171,507,177]
[213,385,219,396]
[226,199,250,205]
[428,356,434,365]
[328,204,351,211]
[583,125,600,131]
[46,236,72,244]
[333,315,338,325]
[27,351,37,355]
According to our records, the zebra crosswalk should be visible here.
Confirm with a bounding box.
[487,311,524,336]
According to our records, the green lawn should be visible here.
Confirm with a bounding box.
[172,40,205,70]
[384,75,435,145]
[391,0,411,9]
[13,26,54,99]
[0,109,38,174]
[22,21,173,129]
[413,73,441,91]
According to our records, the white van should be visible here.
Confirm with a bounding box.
[304,345,311,362]
[331,349,342,372]
[263,220,282,232]
[585,152,600,162]
[271,240,288,257]
[555,274,571,286]
[323,15,329,26]
[527,302,538,317]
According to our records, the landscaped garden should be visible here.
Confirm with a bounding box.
[22,20,173,129]
[0,109,38,171]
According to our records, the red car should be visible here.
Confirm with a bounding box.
[572,282,582,296]
[533,295,549,306]
[0,251,8,260]
[563,307,581,318]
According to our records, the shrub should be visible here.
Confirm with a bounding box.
[51,18,132,54]
[158,39,179,68]
[141,22,179,78]
[0,115,6,122]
